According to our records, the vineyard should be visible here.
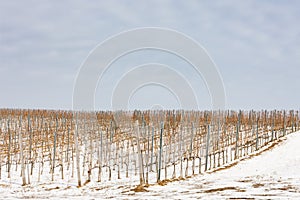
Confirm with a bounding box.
[0,109,299,190]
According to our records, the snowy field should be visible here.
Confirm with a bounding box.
[0,131,299,199]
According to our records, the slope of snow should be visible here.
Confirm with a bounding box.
[1,131,300,199]
[143,130,300,200]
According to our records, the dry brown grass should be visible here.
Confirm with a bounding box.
[252,183,265,188]
[203,186,238,193]
[131,185,149,192]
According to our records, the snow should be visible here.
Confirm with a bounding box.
[1,131,300,199]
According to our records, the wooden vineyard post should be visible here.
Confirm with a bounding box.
[256,116,259,151]
[18,116,26,186]
[296,111,299,131]
[146,125,150,185]
[293,111,296,132]
[60,116,65,181]
[179,122,183,179]
[189,123,194,158]
[205,124,210,172]
[67,127,70,170]
[292,110,295,132]
[223,112,228,165]
[235,111,241,160]
[136,120,145,186]
[171,126,176,179]
[212,115,216,169]
[7,119,11,178]
[250,111,255,153]
[150,126,154,172]
[283,110,286,136]
[38,148,41,182]
[217,113,221,167]
[271,110,275,142]
[26,114,31,184]
[190,123,195,175]
[157,122,164,183]
[87,122,93,183]
[198,124,202,174]
[14,120,18,173]
[52,116,58,181]
[164,142,168,180]
[74,113,82,187]
[98,128,103,182]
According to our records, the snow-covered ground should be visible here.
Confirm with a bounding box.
[1,131,300,199]
[141,131,300,200]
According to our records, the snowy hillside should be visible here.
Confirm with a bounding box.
[1,131,299,199]
[139,131,300,200]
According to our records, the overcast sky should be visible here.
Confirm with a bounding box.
[1,0,299,110]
